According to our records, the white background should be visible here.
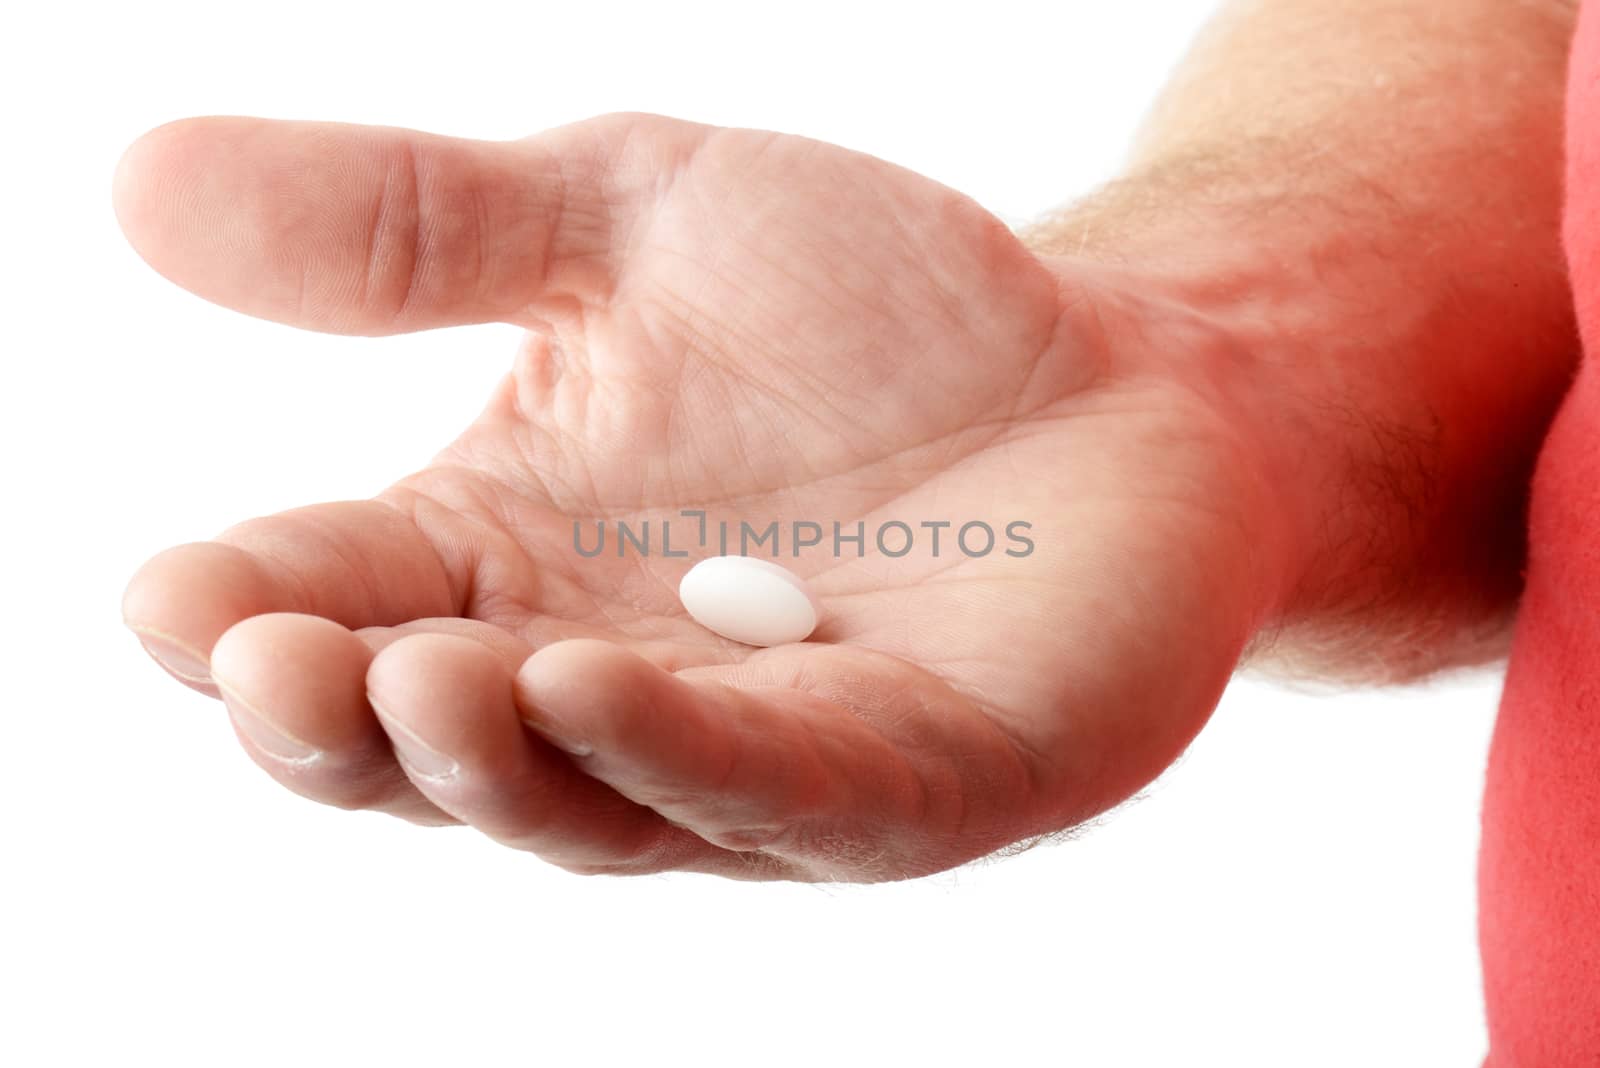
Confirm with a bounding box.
[1,1,1499,1063]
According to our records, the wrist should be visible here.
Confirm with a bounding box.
[1029,192,1573,679]
[1033,249,1311,653]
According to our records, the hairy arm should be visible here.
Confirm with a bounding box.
[1024,0,1581,682]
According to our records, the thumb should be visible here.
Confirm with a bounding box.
[111,113,698,335]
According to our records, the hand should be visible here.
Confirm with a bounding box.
[118,113,1288,881]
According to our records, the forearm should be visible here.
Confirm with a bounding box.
[1025,0,1581,681]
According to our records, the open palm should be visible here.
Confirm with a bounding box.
[119,113,1275,881]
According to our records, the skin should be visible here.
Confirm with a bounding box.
[119,0,1579,882]
[1042,0,1580,682]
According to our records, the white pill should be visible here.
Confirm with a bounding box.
[678,555,820,647]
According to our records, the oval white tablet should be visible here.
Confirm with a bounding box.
[678,555,820,647]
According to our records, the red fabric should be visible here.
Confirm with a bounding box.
[1479,3,1600,1060]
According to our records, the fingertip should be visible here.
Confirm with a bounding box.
[367,631,510,725]
[123,541,283,688]
[112,117,220,264]
[209,612,373,751]
[112,120,167,242]
[513,639,665,757]
[366,632,526,787]
[513,638,675,713]
[110,115,319,327]
[123,541,276,625]
[514,637,652,697]
[513,638,722,766]
[356,616,534,670]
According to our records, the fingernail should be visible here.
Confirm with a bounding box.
[216,682,321,766]
[368,698,459,782]
[127,624,212,684]
[520,716,593,757]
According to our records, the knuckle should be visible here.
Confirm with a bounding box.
[360,139,497,327]
[360,140,426,324]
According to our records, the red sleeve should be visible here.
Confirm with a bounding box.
[1478,2,1600,1060]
